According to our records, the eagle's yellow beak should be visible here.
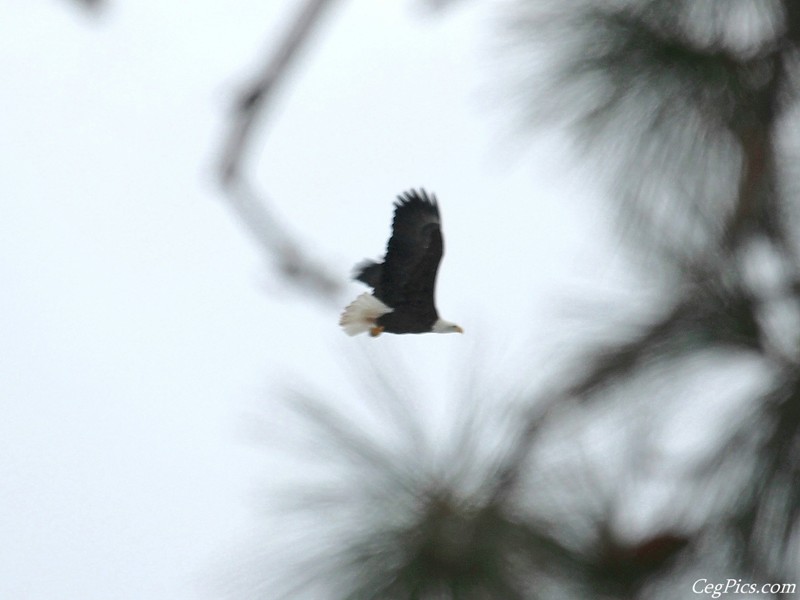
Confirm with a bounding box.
[455,325,464,334]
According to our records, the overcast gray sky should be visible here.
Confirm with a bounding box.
[0,1,625,598]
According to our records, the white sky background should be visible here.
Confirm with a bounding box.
[0,1,636,598]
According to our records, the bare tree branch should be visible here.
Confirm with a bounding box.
[224,179,341,299]
[219,0,339,184]
[217,0,344,304]
[66,0,104,13]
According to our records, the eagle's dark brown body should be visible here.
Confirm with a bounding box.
[354,191,443,334]
[339,189,462,337]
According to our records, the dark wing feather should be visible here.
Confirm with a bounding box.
[353,259,382,288]
[376,189,443,312]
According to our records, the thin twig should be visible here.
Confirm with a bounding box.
[220,0,338,183]
[216,0,343,304]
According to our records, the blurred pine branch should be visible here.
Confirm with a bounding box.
[54,0,800,597]
[247,2,800,598]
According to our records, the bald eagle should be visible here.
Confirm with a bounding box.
[340,189,463,337]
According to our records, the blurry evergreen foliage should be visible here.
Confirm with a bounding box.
[260,1,800,599]
[63,0,800,597]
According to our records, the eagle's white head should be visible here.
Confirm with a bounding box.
[432,318,464,334]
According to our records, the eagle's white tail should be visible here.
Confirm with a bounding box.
[339,293,393,336]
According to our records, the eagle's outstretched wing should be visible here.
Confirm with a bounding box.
[376,189,443,312]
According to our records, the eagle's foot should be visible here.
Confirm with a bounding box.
[369,325,384,337]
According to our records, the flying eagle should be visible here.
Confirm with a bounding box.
[340,189,463,337]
